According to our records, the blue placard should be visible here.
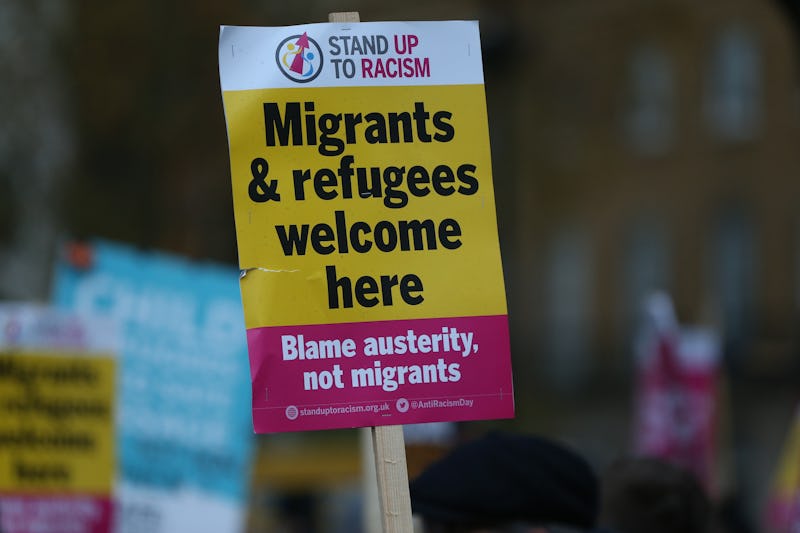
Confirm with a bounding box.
[52,240,254,502]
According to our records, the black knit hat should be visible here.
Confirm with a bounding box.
[409,430,599,529]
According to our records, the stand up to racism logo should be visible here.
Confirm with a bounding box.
[276,32,324,83]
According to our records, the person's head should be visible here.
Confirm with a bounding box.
[410,431,599,532]
[598,457,710,533]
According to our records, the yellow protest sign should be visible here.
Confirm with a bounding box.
[220,21,514,433]
[0,350,115,530]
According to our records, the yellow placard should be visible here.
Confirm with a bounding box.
[224,85,506,329]
[0,350,115,494]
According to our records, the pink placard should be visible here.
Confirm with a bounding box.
[247,315,514,433]
[0,494,112,533]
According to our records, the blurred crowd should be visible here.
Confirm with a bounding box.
[409,430,747,533]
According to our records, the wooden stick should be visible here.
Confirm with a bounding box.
[371,425,414,532]
[329,11,413,532]
[329,11,361,23]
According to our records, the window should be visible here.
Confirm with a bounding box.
[543,225,592,390]
[625,45,676,156]
[705,26,762,141]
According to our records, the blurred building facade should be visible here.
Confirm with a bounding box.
[508,0,800,390]
[501,0,800,518]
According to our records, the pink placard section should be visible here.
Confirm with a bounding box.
[0,495,112,533]
[247,315,514,433]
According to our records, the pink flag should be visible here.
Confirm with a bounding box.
[632,292,721,494]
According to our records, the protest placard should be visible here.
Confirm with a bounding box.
[0,304,116,533]
[219,18,514,435]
